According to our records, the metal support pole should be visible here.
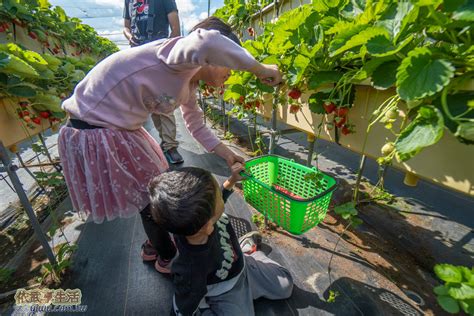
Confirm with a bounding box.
[307,134,316,167]
[353,154,367,203]
[0,141,57,266]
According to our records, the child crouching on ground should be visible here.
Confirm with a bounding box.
[148,164,293,315]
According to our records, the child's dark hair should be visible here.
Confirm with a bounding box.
[191,16,241,46]
[149,167,218,236]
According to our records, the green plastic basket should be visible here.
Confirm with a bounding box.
[242,155,337,235]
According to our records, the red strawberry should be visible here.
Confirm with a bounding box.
[239,96,245,104]
[289,104,300,114]
[28,31,37,39]
[0,25,5,33]
[12,19,23,27]
[244,102,252,110]
[39,111,50,119]
[323,101,336,114]
[334,116,346,128]
[288,88,302,100]
[247,27,255,37]
[32,117,41,125]
[52,48,60,54]
[19,101,29,107]
[341,125,351,135]
[335,107,349,117]
[272,184,304,200]
[255,100,261,108]
[18,110,30,118]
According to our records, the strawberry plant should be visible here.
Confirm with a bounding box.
[433,263,474,315]
[218,0,473,163]
[0,1,118,130]
[214,0,272,34]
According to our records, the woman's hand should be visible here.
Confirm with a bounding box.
[251,64,282,86]
[213,143,245,168]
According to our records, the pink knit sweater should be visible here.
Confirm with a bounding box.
[62,29,259,151]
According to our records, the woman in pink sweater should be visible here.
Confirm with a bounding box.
[58,17,281,272]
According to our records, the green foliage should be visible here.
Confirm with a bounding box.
[40,242,77,284]
[0,267,15,285]
[216,0,474,163]
[395,105,444,161]
[326,289,339,303]
[251,213,265,229]
[0,0,118,125]
[34,170,64,188]
[434,264,474,315]
[333,202,362,227]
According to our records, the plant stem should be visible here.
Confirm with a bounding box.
[327,222,351,299]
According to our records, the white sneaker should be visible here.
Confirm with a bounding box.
[239,231,262,255]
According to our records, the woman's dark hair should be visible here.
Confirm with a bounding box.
[190,16,241,46]
[149,167,218,236]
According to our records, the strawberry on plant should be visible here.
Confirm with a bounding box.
[19,101,29,107]
[341,125,351,135]
[381,143,395,156]
[247,27,255,37]
[290,104,300,114]
[23,115,31,123]
[288,88,302,100]
[52,48,60,54]
[12,19,23,27]
[244,102,253,110]
[32,117,41,125]
[0,25,5,33]
[323,101,336,114]
[28,31,37,40]
[39,111,50,119]
[334,116,346,128]
[18,110,29,118]
[385,108,398,120]
[255,100,261,108]
[335,107,349,117]
[239,96,245,104]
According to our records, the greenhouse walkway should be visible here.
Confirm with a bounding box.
[46,111,425,316]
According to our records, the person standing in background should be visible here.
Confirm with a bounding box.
[123,0,184,164]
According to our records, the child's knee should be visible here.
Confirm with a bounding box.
[279,268,294,299]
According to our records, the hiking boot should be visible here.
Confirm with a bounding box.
[163,147,184,164]
[141,240,158,261]
[239,231,262,255]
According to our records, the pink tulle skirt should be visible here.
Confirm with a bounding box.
[58,126,169,223]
